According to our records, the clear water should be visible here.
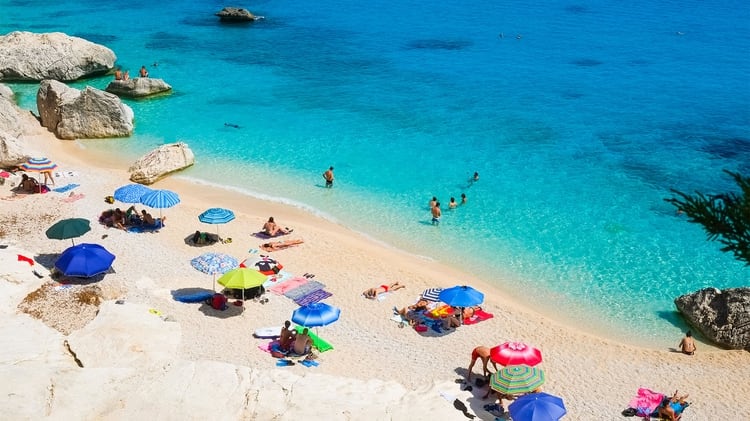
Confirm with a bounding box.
[3,0,748,345]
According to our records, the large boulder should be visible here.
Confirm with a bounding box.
[675,287,750,350]
[0,85,28,168]
[0,31,116,82]
[37,80,134,140]
[104,78,172,98]
[128,142,195,185]
[215,7,263,22]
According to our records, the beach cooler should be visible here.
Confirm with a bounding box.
[210,293,228,310]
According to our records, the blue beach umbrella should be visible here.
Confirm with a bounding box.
[292,302,341,328]
[438,285,484,308]
[55,243,115,278]
[508,392,567,421]
[191,252,239,291]
[113,183,152,203]
[140,189,180,219]
[198,208,235,240]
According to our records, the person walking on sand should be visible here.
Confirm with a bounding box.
[679,331,696,355]
[431,201,441,225]
[468,345,498,382]
[323,166,334,188]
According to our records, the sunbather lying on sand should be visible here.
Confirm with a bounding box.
[260,239,304,252]
[363,282,405,299]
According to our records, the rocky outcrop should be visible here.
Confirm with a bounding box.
[215,7,263,22]
[0,31,116,82]
[128,142,195,185]
[104,78,172,98]
[0,85,28,168]
[675,287,750,350]
[37,80,134,140]
[0,83,13,100]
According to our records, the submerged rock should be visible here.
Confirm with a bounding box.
[675,287,750,350]
[0,31,115,82]
[105,78,172,98]
[128,142,195,185]
[37,80,134,140]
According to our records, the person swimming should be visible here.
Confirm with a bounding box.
[224,123,240,128]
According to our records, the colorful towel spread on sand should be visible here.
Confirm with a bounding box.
[52,183,79,193]
[269,276,309,295]
[294,289,332,306]
[262,270,294,289]
[293,325,333,352]
[629,388,665,418]
[258,340,280,354]
[60,193,85,203]
[284,280,326,300]
[126,219,164,233]
[462,309,494,325]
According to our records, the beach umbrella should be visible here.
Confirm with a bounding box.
[216,268,267,301]
[140,189,180,219]
[20,157,58,173]
[198,207,235,240]
[45,218,91,245]
[438,285,484,308]
[421,287,443,302]
[491,342,543,367]
[508,392,567,421]
[292,302,341,328]
[55,243,115,278]
[191,252,239,291]
[490,365,546,396]
[113,183,152,203]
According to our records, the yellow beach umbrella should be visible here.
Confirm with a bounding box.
[216,268,266,301]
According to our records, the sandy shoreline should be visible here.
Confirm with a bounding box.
[1,111,749,419]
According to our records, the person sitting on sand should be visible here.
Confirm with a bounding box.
[260,239,304,252]
[19,174,39,193]
[394,299,434,326]
[279,320,296,352]
[262,216,291,237]
[125,205,141,225]
[678,331,696,356]
[442,312,462,329]
[141,210,155,226]
[363,282,405,299]
[111,208,126,230]
[468,345,498,382]
[658,391,689,421]
[293,327,313,355]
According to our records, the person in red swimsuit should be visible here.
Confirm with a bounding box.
[362,281,405,299]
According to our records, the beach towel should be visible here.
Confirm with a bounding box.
[258,340,280,353]
[262,270,293,289]
[127,219,164,233]
[294,289,332,306]
[462,309,494,325]
[254,231,291,239]
[52,183,79,193]
[269,276,308,295]
[173,290,214,303]
[629,388,665,418]
[284,280,326,300]
[293,325,333,352]
[61,193,85,203]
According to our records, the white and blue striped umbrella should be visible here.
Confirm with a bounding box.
[421,287,443,302]
[198,208,235,224]
[140,189,180,219]
[113,183,152,203]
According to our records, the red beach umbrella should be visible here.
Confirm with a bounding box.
[490,341,543,367]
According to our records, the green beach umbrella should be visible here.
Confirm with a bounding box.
[490,365,546,395]
[216,268,267,301]
[46,218,91,246]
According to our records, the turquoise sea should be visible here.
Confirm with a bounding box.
[2,0,748,346]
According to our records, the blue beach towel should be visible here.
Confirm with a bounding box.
[127,219,164,233]
[52,183,79,193]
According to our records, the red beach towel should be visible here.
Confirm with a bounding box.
[268,276,308,295]
[462,309,494,325]
[17,254,34,265]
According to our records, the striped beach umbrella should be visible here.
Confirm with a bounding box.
[140,189,180,219]
[490,365,546,395]
[421,287,443,302]
[198,208,235,240]
[21,157,58,173]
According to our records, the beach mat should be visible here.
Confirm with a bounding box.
[127,219,164,233]
[253,231,291,239]
[269,276,308,295]
[294,289,332,306]
[284,280,326,300]
[294,325,333,352]
[173,291,214,303]
[52,183,79,193]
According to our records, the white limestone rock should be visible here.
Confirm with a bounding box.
[105,78,173,98]
[128,142,195,185]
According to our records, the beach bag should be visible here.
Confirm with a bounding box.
[211,293,228,310]
[105,195,115,204]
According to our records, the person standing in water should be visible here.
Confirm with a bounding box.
[431,202,442,225]
[323,166,335,188]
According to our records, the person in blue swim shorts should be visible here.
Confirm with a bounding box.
[431,201,441,225]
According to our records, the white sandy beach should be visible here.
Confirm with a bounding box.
[1,112,749,420]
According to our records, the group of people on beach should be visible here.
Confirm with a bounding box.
[99,205,158,230]
[113,65,150,81]
[429,172,477,225]
[277,320,313,355]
